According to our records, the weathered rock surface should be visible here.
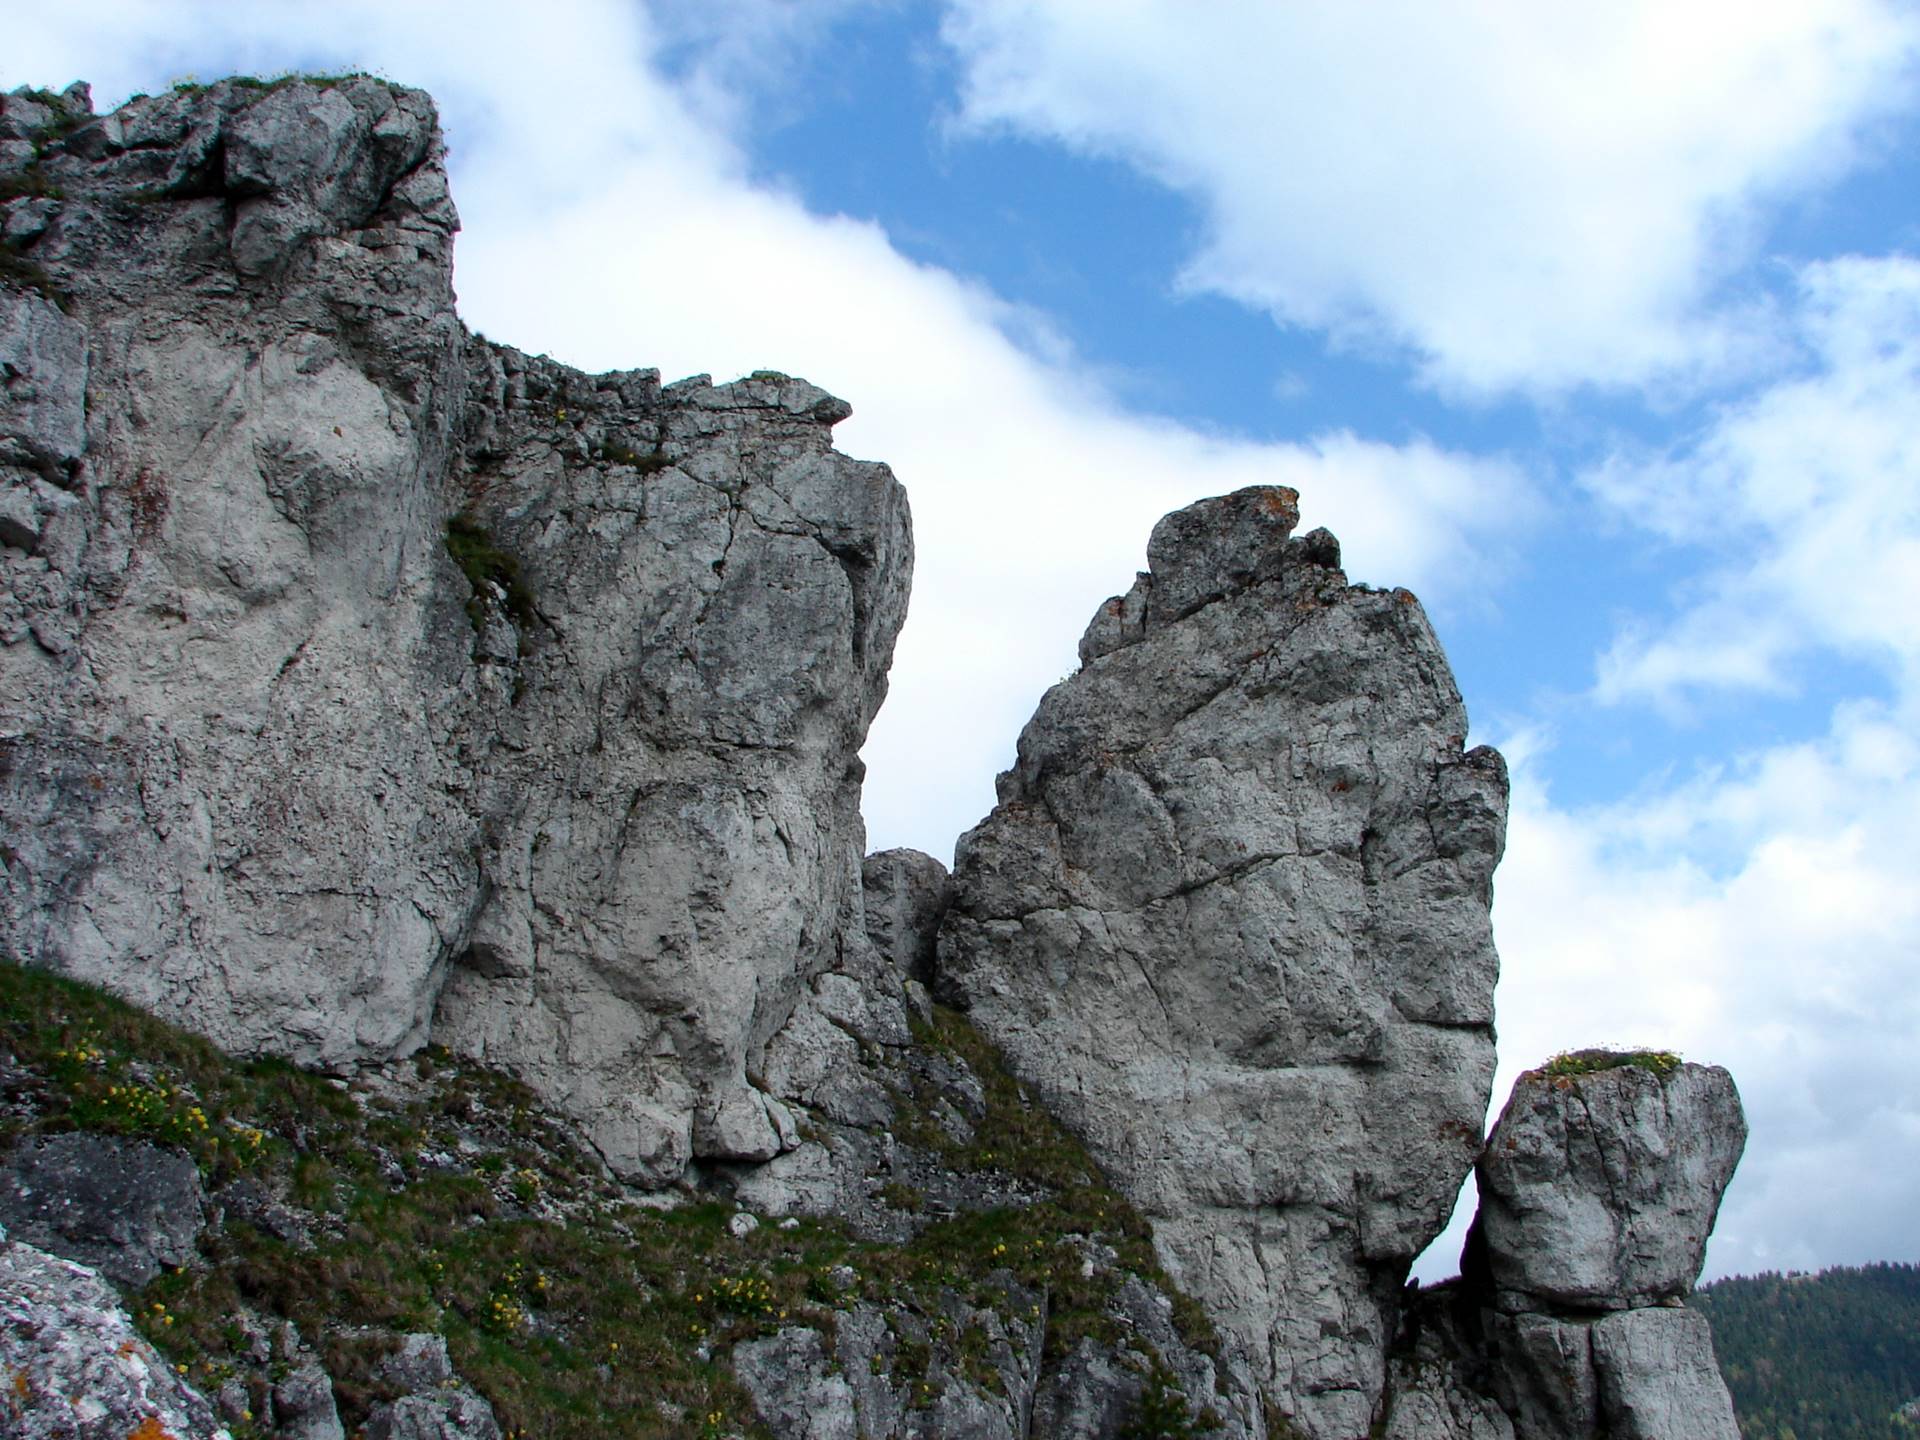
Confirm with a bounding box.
[1476,1061,1746,1311]
[862,847,951,990]
[938,487,1508,1436]
[0,1219,230,1440]
[0,78,909,1185]
[273,1362,347,1440]
[0,1130,207,1286]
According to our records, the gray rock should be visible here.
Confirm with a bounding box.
[363,1332,502,1440]
[0,287,88,478]
[1476,1061,1746,1309]
[863,847,952,987]
[377,1332,455,1391]
[0,79,910,1190]
[273,1361,346,1440]
[939,485,1507,1435]
[0,1131,207,1287]
[1590,1308,1740,1440]
[1480,1308,1739,1440]
[0,1221,230,1440]
[732,1327,860,1440]
[365,1389,504,1440]
[1381,1300,1516,1440]
[0,478,42,550]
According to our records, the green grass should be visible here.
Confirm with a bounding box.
[444,512,537,633]
[163,72,385,99]
[1536,1047,1682,1081]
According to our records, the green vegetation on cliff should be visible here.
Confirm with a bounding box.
[0,961,1222,1439]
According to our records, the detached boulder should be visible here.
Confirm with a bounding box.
[0,1131,207,1287]
[1476,1055,1746,1310]
[1453,1052,1747,1440]
[861,847,950,988]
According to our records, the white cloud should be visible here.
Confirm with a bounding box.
[940,0,1920,396]
[5,0,1533,861]
[1480,698,1920,1279]
[1413,258,1920,1280]
[1592,255,1920,708]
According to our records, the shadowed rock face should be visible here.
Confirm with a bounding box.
[0,78,910,1184]
[937,487,1509,1438]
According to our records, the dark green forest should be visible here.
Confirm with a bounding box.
[1694,1262,1920,1439]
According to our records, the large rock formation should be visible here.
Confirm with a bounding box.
[0,77,909,1183]
[937,488,1508,1436]
[1,76,1748,1440]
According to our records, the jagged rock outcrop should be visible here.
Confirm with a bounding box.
[1,75,1750,1440]
[0,78,909,1184]
[937,486,1508,1436]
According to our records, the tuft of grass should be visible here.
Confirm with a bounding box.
[882,1007,1222,1362]
[444,512,537,633]
[168,72,385,99]
[1536,1047,1681,1081]
[592,439,672,476]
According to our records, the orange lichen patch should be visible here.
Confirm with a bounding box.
[1255,485,1300,516]
[127,1414,174,1440]
[11,1366,30,1399]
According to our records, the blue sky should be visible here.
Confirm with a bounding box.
[12,0,1920,1285]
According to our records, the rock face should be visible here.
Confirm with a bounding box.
[0,1131,208,1286]
[938,487,1509,1436]
[0,78,909,1183]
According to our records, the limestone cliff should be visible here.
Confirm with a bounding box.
[0,78,1745,1440]
[0,76,909,1186]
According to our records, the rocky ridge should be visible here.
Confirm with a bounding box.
[1,77,1746,1440]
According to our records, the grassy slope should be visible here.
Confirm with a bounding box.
[0,961,1218,1439]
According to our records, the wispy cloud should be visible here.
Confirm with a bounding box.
[1591,255,1920,708]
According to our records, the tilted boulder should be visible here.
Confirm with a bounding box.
[1457,1057,1747,1440]
[938,487,1508,1438]
[1476,1058,1746,1311]
[0,78,909,1184]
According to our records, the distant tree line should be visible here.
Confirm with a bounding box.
[1693,1261,1920,1439]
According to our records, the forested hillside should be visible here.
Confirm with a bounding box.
[1695,1263,1920,1439]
